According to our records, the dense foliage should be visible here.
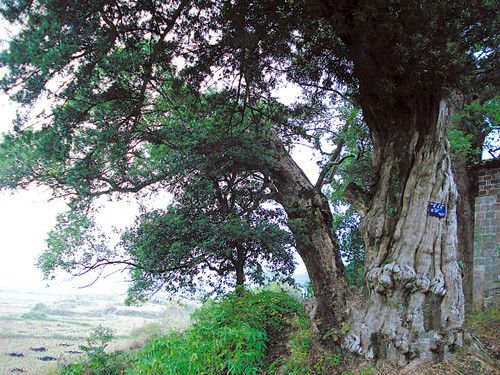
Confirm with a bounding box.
[322,103,371,290]
[333,210,364,289]
[450,96,500,162]
[22,82,298,298]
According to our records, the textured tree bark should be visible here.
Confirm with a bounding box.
[266,132,348,338]
[235,245,246,290]
[345,97,465,364]
[452,158,476,310]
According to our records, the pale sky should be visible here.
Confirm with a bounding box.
[0,83,158,293]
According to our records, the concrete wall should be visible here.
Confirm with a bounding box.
[473,161,500,309]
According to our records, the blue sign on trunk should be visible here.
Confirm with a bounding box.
[428,202,446,218]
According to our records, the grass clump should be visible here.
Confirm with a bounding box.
[466,307,500,360]
[466,307,500,337]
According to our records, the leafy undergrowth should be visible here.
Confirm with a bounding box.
[58,287,330,374]
[267,313,343,374]
[129,288,305,374]
[57,295,499,375]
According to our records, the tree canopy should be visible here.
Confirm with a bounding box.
[122,172,295,302]
[0,0,496,199]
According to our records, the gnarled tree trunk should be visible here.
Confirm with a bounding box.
[345,97,465,364]
[266,131,348,338]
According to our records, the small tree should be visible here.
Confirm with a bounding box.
[122,171,296,302]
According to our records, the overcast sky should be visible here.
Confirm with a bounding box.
[0,84,182,294]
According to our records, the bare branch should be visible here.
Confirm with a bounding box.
[315,140,345,190]
[293,81,350,101]
[131,0,190,120]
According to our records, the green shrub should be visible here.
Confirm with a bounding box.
[32,303,48,312]
[61,350,130,375]
[129,288,305,374]
[58,288,308,375]
[20,310,49,320]
[60,325,131,375]
[20,303,51,320]
[267,314,342,375]
[130,321,163,341]
[28,302,76,317]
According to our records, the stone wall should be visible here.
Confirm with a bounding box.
[473,160,500,309]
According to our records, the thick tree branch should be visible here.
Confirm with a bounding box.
[315,140,345,190]
[293,81,350,101]
[132,0,190,120]
[343,182,372,216]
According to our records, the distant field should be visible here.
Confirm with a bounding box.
[0,288,196,374]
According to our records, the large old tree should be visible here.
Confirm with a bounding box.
[0,0,497,363]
